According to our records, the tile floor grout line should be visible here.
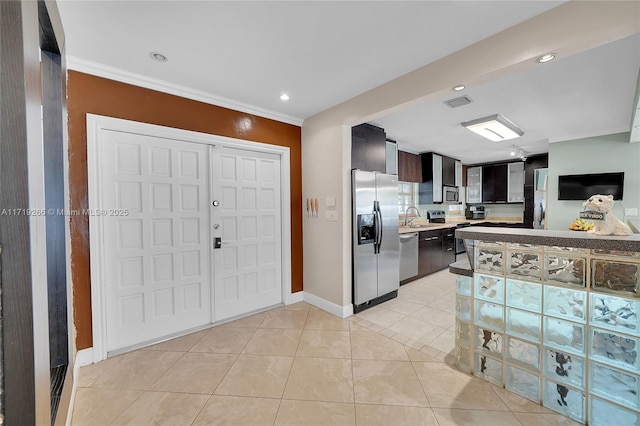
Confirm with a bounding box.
[106,387,147,426]
[188,393,214,426]
[74,271,569,425]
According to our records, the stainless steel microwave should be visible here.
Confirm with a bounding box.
[443,185,459,203]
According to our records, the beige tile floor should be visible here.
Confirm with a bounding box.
[71,270,580,425]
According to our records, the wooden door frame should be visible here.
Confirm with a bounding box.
[86,114,292,362]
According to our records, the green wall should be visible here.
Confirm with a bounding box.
[547,132,640,230]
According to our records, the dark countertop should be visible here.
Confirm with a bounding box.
[399,218,523,234]
[456,226,640,252]
[448,259,473,277]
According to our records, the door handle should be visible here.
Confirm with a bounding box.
[214,237,222,249]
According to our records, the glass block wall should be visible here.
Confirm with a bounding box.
[455,242,640,425]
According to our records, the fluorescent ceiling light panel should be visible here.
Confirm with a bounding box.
[461,114,524,142]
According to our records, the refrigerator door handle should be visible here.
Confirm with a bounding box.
[377,208,383,251]
[373,201,382,254]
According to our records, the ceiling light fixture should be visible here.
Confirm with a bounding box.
[149,52,168,62]
[536,53,556,63]
[461,114,524,142]
[509,144,529,161]
[453,85,465,91]
[280,93,290,101]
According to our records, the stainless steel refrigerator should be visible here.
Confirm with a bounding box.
[352,170,399,313]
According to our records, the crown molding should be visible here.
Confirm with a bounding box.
[66,56,304,126]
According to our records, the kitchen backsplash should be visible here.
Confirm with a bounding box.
[417,201,524,220]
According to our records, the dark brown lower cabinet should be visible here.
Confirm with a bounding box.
[442,228,456,267]
[417,228,454,278]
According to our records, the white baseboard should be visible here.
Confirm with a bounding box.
[303,292,353,318]
[66,348,94,425]
[75,348,94,367]
[285,290,304,305]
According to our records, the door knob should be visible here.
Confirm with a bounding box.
[212,200,220,207]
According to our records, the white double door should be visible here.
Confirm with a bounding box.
[99,129,282,353]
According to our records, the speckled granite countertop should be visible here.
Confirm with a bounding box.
[448,259,473,277]
[399,218,523,234]
[456,226,640,252]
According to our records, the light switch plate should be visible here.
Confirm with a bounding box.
[325,211,338,221]
[625,208,639,216]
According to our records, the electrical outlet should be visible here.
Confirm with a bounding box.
[625,208,639,216]
[325,211,338,221]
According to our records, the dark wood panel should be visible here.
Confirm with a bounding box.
[442,156,456,186]
[1,1,38,422]
[482,164,508,203]
[351,128,368,171]
[351,123,386,173]
[42,50,68,370]
[398,150,421,183]
[416,229,450,278]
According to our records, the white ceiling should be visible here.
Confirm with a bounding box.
[56,1,640,164]
[373,33,640,164]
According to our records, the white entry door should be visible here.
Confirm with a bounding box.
[100,130,212,352]
[91,117,287,356]
[212,147,282,321]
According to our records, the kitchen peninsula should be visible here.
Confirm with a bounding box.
[451,226,640,425]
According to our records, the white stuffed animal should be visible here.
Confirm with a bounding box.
[583,194,631,236]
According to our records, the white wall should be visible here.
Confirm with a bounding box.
[547,132,640,230]
[301,2,639,312]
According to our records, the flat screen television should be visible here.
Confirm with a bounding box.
[558,172,624,201]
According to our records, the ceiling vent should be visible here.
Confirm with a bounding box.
[444,95,472,108]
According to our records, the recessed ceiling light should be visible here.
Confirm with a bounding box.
[149,52,168,62]
[453,85,465,91]
[280,93,290,101]
[536,53,556,63]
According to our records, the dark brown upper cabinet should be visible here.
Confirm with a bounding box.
[482,163,508,203]
[398,150,422,183]
[351,123,386,173]
[442,156,456,186]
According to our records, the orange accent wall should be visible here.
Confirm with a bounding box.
[68,71,303,350]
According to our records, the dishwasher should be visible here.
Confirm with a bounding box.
[399,232,419,282]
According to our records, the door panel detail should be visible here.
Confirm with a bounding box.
[101,130,211,352]
[212,148,282,321]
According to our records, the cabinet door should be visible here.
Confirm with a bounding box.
[467,166,482,203]
[386,140,397,175]
[351,124,386,173]
[482,164,507,203]
[351,127,368,171]
[420,153,442,203]
[428,231,443,274]
[507,162,525,202]
[442,156,456,186]
[455,160,463,187]
[432,154,443,202]
[398,150,421,183]
[418,232,431,277]
[441,228,456,268]
[493,164,508,203]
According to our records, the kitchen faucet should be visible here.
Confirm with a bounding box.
[404,206,421,226]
